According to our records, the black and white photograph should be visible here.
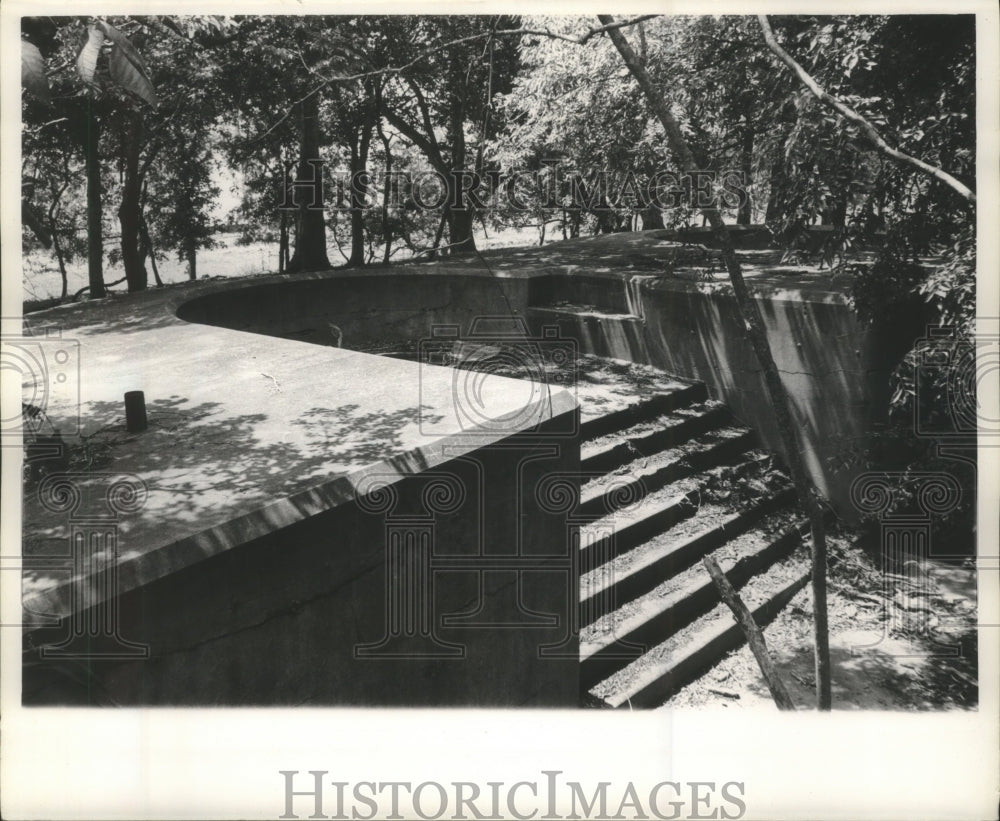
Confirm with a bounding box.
[2,2,997,819]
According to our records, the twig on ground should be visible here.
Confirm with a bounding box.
[707,686,741,699]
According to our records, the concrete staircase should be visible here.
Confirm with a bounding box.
[574,382,811,708]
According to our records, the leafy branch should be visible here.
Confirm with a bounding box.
[245,16,660,143]
[757,15,975,205]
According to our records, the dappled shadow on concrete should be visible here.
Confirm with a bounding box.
[22,394,444,600]
[417,231,860,297]
[429,231,701,279]
[22,294,188,339]
[362,336,687,424]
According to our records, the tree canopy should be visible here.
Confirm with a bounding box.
[21,14,974,298]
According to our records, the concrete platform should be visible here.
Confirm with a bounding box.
[17,229,898,705]
[19,276,583,706]
[21,294,576,616]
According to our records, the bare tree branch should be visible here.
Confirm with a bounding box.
[703,556,797,711]
[599,13,833,710]
[758,14,975,205]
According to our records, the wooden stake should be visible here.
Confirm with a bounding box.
[600,15,831,710]
[702,555,797,711]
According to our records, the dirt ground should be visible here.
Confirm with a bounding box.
[667,528,979,711]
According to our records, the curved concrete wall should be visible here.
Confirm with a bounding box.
[176,273,531,350]
[527,273,924,519]
[175,266,914,519]
[24,272,581,707]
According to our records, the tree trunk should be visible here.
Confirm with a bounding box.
[765,116,793,227]
[347,140,365,267]
[765,162,783,226]
[276,155,290,274]
[703,556,797,710]
[601,15,832,710]
[446,92,476,254]
[738,122,754,225]
[139,182,162,287]
[141,219,163,286]
[429,208,449,259]
[278,209,288,275]
[82,103,105,299]
[51,224,68,299]
[137,220,151,284]
[348,115,374,268]
[378,123,394,265]
[449,208,475,253]
[186,241,197,281]
[118,108,147,293]
[286,93,332,273]
[640,205,665,230]
[595,199,618,234]
[46,187,69,299]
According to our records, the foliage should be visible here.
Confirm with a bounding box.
[699,13,974,279]
[840,223,977,545]
[19,13,977,322]
[491,16,661,234]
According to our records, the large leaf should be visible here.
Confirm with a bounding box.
[96,21,147,70]
[98,21,157,106]
[21,40,50,103]
[76,26,104,85]
[109,44,158,106]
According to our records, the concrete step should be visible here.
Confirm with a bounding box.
[578,428,757,519]
[581,403,733,474]
[527,277,634,315]
[564,365,807,708]
[580,518,809,688]
[578,489,699,574]
[579,383,708,440]
[591,562,811,708]
[580,486,796,627]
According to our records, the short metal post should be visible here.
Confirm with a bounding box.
[124,391,147,433]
